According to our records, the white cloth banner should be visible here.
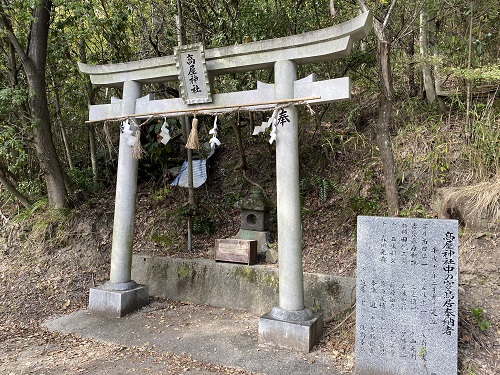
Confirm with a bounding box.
[171,143,215,189]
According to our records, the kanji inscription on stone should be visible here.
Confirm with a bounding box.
[355,216,458,375]
[175,43,212,105]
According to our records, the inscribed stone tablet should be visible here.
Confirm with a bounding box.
[355,216,458,375]
[175,43,212,105]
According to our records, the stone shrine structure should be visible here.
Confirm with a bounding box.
[234,187,273,256]
[79,12,372,351]
[356,216,459,375]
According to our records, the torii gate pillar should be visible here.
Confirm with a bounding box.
[258,60,322,352]
[88,80,149,317]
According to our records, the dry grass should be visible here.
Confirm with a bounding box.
[444,176,500,228]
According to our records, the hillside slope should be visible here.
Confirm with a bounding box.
[1,105,499,373]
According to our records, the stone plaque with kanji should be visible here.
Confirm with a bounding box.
[175,43,212,105]
[355,216,458,375]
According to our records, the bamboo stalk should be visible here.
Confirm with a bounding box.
[85,96,321,124]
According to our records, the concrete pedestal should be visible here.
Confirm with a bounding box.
[235,229,271,254]
[89,284,149,318]
[259,310,323,352]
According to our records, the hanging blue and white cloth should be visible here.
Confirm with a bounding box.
[171,143,216,188]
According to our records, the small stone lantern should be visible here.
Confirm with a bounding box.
[239,187,272,232]
[235,187,274,260]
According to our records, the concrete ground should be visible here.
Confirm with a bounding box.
[43,300,342,375]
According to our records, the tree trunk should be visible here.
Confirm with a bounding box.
[51,76,74,170]
[377,41,399,216]
[0,0,68,208]
[29,2,68,208]
[79,40,99,191]
[88,124,99,190]
[358,0,399,216]
[407,29,418,97]
[420,7,436,103]
[0,157,31,208]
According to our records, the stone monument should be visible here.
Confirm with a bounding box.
[234,187,273,256]
[355,216,459,375]
[79,12,373,350]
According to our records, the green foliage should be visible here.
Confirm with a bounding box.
[177,264,192,279]
[0,129,28,175]
[68,167,94,194]
[450,64,500,83]
[467,102,500,177]
[141,118,181,175]
[300,175,339,204]
[225,192,242,208]
[192,215,215,235]
[0,0,497,231]
[311,175,339,202]
[349,196,380,216]
[176,203,197,217]
[470,307,491,332]
[13,197,71,242]
[0,87,29,112]
[0,87,31,176]
[439,93,500,178]
[150,231,173,247]
[153,186,172,202]
[399,204,433,219]
[342,167,384,216]
[13,198,49,223]
[395,106,455,189]
[16,180,43,202]
[174,201,216,235]
[184,0,341,49]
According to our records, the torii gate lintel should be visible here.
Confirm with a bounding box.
[78,12,372,87]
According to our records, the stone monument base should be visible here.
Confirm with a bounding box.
[258,308,323,352]
[235,229,271,254]
[88,282,149,318]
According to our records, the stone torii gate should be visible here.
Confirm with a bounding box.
[79,11,372,352]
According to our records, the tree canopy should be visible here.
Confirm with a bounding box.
[0,0,498,211]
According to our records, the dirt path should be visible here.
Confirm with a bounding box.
[1,335,249,374]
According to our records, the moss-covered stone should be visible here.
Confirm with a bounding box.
[177,264,192,280]
[325,280,340,298]
[235,266,257,283]
[260,272,279,290]
[238,187,273,211]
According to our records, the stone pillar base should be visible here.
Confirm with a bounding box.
[258,310,323,352]
[88,284,149,318]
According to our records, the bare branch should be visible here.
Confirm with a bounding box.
[382,0,398,32]
[330,0,336,19]
[0,4,29,66]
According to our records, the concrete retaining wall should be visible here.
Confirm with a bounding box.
[132,255,355,319]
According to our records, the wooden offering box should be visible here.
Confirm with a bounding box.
[215,239,257,265]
